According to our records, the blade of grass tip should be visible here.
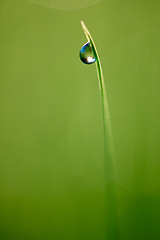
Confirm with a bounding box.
[80,20,114,168]
[80,20,120,240]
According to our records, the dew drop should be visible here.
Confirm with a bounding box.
[79,42,96,64]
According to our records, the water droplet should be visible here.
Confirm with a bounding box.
[79,42,96,64]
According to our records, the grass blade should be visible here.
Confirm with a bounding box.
[80,20,120,240]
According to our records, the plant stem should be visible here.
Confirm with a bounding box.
[80,20,119,240]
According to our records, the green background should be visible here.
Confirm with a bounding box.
[0,0,160,239]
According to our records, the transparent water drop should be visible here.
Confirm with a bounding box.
[79,42,96,64]
[28,0,102,10]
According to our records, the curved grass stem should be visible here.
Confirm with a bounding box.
[80,20,120,240]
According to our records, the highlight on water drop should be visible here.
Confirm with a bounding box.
[79,42,96,64]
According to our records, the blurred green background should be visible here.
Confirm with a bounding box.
[0,0,160,239]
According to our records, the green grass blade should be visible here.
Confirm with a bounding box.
[80,20,120,240]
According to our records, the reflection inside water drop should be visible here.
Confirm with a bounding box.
[79,42,96,64]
